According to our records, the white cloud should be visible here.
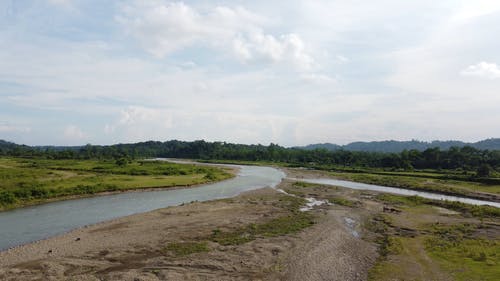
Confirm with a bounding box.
[116,1,316,71]
[0,124,31,133]
[461,61,500,79]
[232,32,315,70]
[2,0,500,146]
[63,125,87,140]
[451,0,500,23]
[47,0,73,9]
[108,105,301,145]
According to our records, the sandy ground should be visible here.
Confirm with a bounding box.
[0,169,380,281]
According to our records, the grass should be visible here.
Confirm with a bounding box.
[0,157,233,210]
[368,198,500,281]
[292,181,321,188]
[210,194,315,246]
[163,241,210,257]
[327,196,357,207]
[425,223,500,281]
[376,193,500,218]
[210,212,315,246]
[369,236,448,281]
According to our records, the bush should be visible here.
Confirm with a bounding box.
[0,191,16,205]
[163,241,210,257]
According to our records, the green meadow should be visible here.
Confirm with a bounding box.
[0,158,233,210]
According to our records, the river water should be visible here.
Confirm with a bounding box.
[0,165,285,250]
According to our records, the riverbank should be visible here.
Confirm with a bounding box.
[283,167,500,203]
[1,168,498,280]
[0,180,380,280]
[199,159,500,203]
[0,158,235,211]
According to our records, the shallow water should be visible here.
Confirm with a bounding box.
[289,177,500,208]
[0,165,285,250]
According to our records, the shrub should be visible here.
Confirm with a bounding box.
[0,191,16,205]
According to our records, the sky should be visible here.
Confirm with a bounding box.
[1,0,500,146]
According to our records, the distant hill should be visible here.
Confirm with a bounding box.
[299,139,500,153]
[2,138,500,155]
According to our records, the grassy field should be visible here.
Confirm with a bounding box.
[0,157,233,210]
[329,170,500,199]
[368,194,500,281]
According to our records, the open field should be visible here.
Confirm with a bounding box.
[1,167,498,280]
[0,158,233,211]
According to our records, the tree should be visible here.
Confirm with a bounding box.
[476,163,492,177]
[115,158,128,167]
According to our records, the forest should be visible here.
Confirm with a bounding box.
[1,139,499,176]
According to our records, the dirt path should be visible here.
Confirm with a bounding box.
[284,209,377,281]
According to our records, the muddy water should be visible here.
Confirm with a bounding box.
[0,165,285,250]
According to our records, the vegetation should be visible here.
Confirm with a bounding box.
[3,139,500,199]
[210,194,314,246]
[376,194,500,218]
[2,139,499,176]
[0,158,232,210]
[163,241,210,257]
[300,138,500,153]
[425,223,500,281]
[210,212,314,246]
[369,192,500,281]
[327,196,357,207]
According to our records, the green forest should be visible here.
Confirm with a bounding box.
[1,139,499,178]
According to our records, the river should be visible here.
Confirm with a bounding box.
[1,163,498,251]
[0,165,285,250]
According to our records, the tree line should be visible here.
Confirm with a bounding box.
[1,140,499,174]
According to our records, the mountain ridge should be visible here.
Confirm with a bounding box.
[299,138,500,152]
[1,138,500,154]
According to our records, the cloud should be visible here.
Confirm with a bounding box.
[63,125,87,140]
[47,0,73,8]
[108,105,301,145]
[116,1,316,71]
[0,124,31,133]
[232,32,315,70]
[461,62,500,79]
[2,0,500,146]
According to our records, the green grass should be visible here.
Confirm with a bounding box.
[329,171,500,198]
[425,223,500,281]
[376,193,500,218]
[327,196,357,207]
[210,194,314,246]
[210,212,315,246]
[163,241,210,257]
[368,203,500,281]
[292,181,321,188]
[0,157,233,210]
[369,236,449,281]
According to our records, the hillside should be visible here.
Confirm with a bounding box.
[300,139,500,153]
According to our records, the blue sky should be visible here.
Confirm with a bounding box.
[1,0,500,146]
